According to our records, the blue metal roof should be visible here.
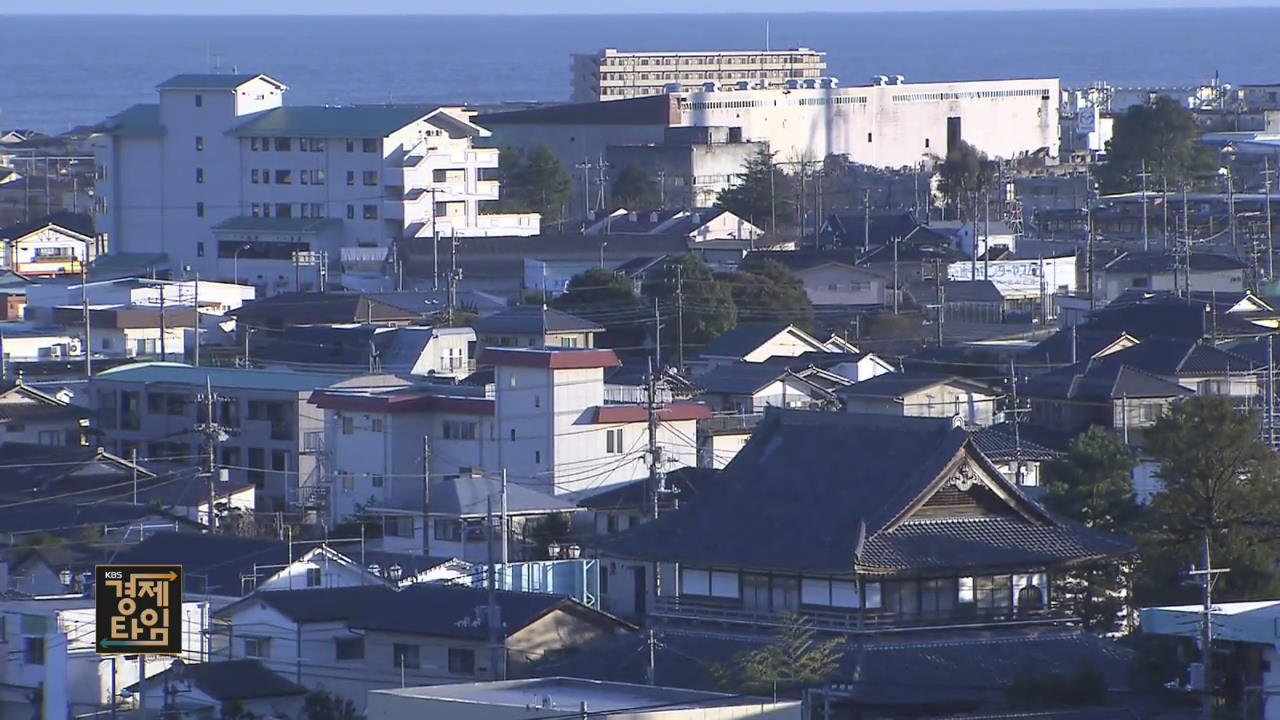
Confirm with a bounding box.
[94,362,353,392]
[94,104,164,138]
[227,106,430,139]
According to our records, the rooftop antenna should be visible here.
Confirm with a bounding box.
[765,21,771,52]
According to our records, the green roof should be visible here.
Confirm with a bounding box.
[156,73,282,90]
[212,216,343,234]
[95,104,164,138]
[94,362,353,392]
[228,106,430,139]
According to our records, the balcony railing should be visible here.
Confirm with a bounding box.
[652,595,1068,634]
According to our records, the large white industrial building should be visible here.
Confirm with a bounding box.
[90,73,538,295]
[479,76,1060,213]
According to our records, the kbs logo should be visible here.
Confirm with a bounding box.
[95,565,182,655]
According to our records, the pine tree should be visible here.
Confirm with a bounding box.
[716,149,795,230]
[611,163,661,210]
[708,613,844,694]
[1041,427,1140,632]
[642,255,737,359]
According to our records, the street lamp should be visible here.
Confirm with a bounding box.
[1220,146,1238,253]
[599,241,608,269]
[232,243,251,286]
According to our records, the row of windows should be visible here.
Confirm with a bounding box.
[686,99,766,110]
[603,54,821,67]
[242,635,473,673]
[249,201,377,220]
[798,95,868,106]
[247,137,379,153]
[250,168,328,186]
[891,88,1052,103]
[614,70,814,82]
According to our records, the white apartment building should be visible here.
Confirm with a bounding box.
[308,347,707,543]
[91,73,538,295]
[571,47,827,102]
[480,77,1061,200]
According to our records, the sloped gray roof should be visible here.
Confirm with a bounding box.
[228,106,429,138]
[157,73,277,90]
[601,409,1126,573]
[430,475,576,517]
[1022,361,1194,401]
[698,323,794,360]
[693,361,790,394]
[131,660,305,702]
[837,371,991,399]
[94,103,164,138]
[471,306,602,334]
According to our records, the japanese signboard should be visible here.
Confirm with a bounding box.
[95,565,182,655]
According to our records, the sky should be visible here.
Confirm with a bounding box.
[14,0,1280,12]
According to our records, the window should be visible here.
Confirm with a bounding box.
[247,447,265,487]
[371,418,385,432]
[560,336,578,348]
[362,204,378,220]
[194,94,203,107]
[300,170,308,185]
[299,138,310,152]
[435,518,462,541]
[274,170,292,185]
[243,637,271,658]
[260,137,270,151]
[275,203,292,217]
[197,241,205,257]
[535,450,541,464]
[23,637,45,665]
[195,135,204,151]
[251,137,260,151]
[251,169,260,184]
[346,170,355,186]
[973,575,1013,610]
[448,647,476,674]
[311,169,326,185]
[362,138,378,153]
[363,170,378,186]
[346,139,355,152]
[196,201,205,217]
[195,167,204,183]
[335,636,364,660]
[38,430,61,446]
[371,474,384,488]
[443,419,477,440]
[341,415,354,434]
[605,428,623,454]
[271,449,288,472]
[347,204,355,219]
[274,137,292,151]
[392,643,419,668]
[306,567,322,587]
[310,202,325,217]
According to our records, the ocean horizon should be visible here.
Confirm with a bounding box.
[2,7,1277,132]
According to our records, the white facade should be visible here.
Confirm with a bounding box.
[0,326,81,361]
[25,278,256,322]
[572,47,827,102]
[948,255,1078,301]
[673,78,1060,166]
[0,223,95,277]
[0,597,208,720]
[92,73,537,290]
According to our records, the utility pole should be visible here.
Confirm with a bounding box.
[769,160,778,235]
[131,448,138,504]
[1162,174,1170,252]
[892,236,900,315]
[192,273,201,367]
[422,434,431,557]
[1187,535,1229,720]
[1265,157,1275,282]
[1139,158,1151,252]
[445,231,460,326]
[1183,184,1193,296]
[485,496,506,680]
[195,377,229,534]
[81,242,91,377]
[862,189,871,253]
[158,285,167,360]
[646,358,664,520]
[432,229,439,291]
[1086,159,1097,310]
[500,469,508,591]
[653,298,661,372]
[1268,334,1276,450]
[933,260,945,347]
[576,157,596,217]
[1008,359,1025,484]
[983,187,991,281]
[675,265,685,374]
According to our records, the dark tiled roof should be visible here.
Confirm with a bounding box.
[0,501,171,536]
[862,516,1132,571]
[825,212,949,246]
[577,467,718,512]
[1020,329,1136,366]
[698,323,794,359]
[475,95,674,126]
[693,361,791,394]
[1021,361,1193,401]
[745,249,885,275]
[237,583,612,640]
[837,371,990,399]
[909,280,1005,305]
[1097,338,1256,376]
[471,306,602,334]
[523,627,1135,707]
[114,532,287,596]
[229,292,427,325]
[94,103,164,137]
[601,409,1126,573]
[970,426,1061,462]
[0,211,95,241]
[1085,296,1269,341]
[133,660,305,701]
